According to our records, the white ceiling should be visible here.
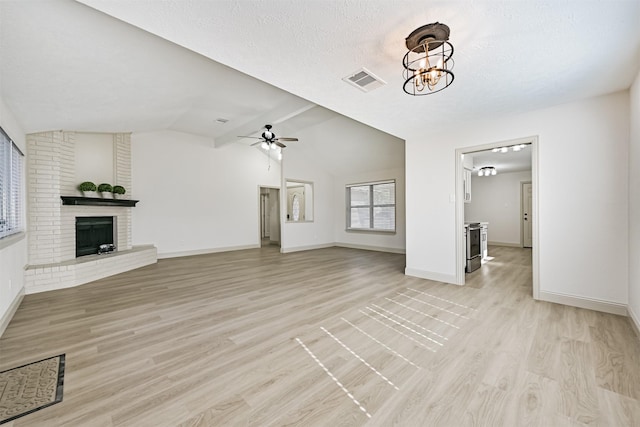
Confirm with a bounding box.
[1,0,639,175]
[75,0,640,141]
[467,145,532,175]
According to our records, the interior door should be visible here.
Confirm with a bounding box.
[522,182,532,248]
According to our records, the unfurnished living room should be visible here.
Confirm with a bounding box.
[1,1,640,426]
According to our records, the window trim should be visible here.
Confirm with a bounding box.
[346,179,396,233]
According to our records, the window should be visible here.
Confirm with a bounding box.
[0,127,24,239]
[347,180,395,231]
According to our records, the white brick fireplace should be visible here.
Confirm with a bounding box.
[25,131,157,294]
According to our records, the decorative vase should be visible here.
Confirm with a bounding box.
[100,192,113,199]
[82,191,98,198]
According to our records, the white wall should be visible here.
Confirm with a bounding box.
[0,97,27,333]
[406,91,629,306]
[281,147,335,252]
[334,168,405,253]
[629,69,640,329]
[131,130,280,257]
[74,132,114,190]
[465,171,532,246]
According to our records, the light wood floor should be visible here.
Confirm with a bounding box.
[1,246,639,426]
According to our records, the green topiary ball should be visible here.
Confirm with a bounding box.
[97,183,113,192]
[78,181,97,192]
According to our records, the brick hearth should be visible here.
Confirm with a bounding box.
[24,131,156,293]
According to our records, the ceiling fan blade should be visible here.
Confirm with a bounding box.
[238,135,263,139]
[250,141,262,146]
[275,141,286,148]
[276,137,298,142]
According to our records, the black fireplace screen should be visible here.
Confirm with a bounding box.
[76,216,114,257]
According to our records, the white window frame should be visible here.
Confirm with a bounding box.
[0,127,24,240]
[346,180,396,233]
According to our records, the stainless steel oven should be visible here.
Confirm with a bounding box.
[466,223,481,273]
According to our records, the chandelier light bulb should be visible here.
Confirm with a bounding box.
[478,170,483,176]
[491,168,497,175]
[501,147,508,153]
[513,145,521,151]
[261,142,269,150]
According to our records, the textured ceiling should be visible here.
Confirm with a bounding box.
[0,0,301,137]
[76,0,640,141]
[1,0,639,176]
[0,0,405,175]
[468,145,532,175]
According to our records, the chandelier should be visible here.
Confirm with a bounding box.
[478,166,497,177]
[403,23,454,95]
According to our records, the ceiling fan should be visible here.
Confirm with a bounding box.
[239,124,299,150]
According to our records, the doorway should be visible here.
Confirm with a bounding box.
[455,136,539,299]
[521,182,532,248]
[259,186,280,247]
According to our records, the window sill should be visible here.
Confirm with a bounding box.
[346,228,396,235]
[0,231,26,250]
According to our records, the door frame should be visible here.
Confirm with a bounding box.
[521,181,532,248]
[454,135,540,300]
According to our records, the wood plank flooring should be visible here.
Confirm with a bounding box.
[1,246,639,426]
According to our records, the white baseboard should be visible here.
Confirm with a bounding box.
[538,291,627,316]
[335,243,405,254]
[488,241,521,248]
[280,243,335,254]
[628,305,640,340]
[161,242,405,257]
[158,244,260,259]
[404,267,459,285]
[0,287,24,338]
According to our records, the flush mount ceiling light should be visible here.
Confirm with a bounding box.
[492,143,528,153]
[403,22,454,96]
[478,166,497,177]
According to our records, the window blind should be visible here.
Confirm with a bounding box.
[0,127,24,239]
[346,180,395,232]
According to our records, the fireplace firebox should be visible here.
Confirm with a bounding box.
[76,216,115,257]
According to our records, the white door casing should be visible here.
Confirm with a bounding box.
[522,182,532,248]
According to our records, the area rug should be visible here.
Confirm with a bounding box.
[0,354,65,425]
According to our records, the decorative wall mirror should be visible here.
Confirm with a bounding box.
[286,180,314,222]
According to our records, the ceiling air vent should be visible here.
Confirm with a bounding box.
[342,68,386,92]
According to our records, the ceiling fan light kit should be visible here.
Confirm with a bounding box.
[238,124,297,166]
[403,22,454,96]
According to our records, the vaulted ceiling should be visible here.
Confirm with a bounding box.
[1,0,639,175]
[76,0,640,140]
